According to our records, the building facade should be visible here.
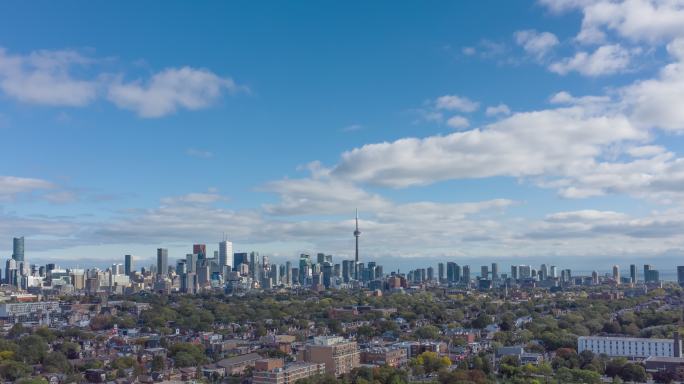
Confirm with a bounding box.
[578,336,680,359]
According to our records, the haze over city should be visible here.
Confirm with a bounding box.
[3,1,684,271]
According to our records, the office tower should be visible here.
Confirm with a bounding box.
[5,259,17,286]
[317,253,326,264]
[353,209,361,279]
[186,253,197,273]
[519,265,531,279]
[357,263,366,282]
[193,244,207,260]
[291,267,300,284]
[540,264,548,281]
[645,266,659,283]
[644,264,653,282]
[678,266,684,287]
[550,265,557,278]
[612,265,620,283]
[299,254,311,284]
[250,251,260,280]
[446,262,455,282]
[342,260,353,283]
[564,269,572,282]
[157,248,169,277]
[438,263,445,282]
[124,254,133,276]
[491,263,499,279]
[323,264,333,288]
[427,266,434,281]
[219,240,233,270]
[12,237,24,262]
[112,263,124,275]
[462,265,471,283]
[286,261,293,285]
[591,271,599,285]
[271,263,279,286]
[233,252,248,271]
[510,265,519,280]
[480,265,489,279]
[334,263,341,278]
[176,260,187,275]
[630,264,637,283]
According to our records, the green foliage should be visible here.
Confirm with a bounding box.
[168,343,207,367]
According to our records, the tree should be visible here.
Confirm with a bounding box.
[619,363,647,383]
[0,360,31,381]
[17,335,47,365]
[415,325,440,340]
[43,351,71,373]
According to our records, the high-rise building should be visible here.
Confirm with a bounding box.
[550,265,557,278]
[539,264,548,281]
[438,263,445,282]
[511,265,519,280]
[124,254,133,276]
[612,265,620,283]
[462,265,471,283]
[193,244,207,259]
[157,248,169,277]
[491,263,499,279]
[176,259,187,275]
[480,265,489,279]
[12,237,24,262]
[219,240,233,270]
[233,252,248,271]
[630,264,637,283]
[519,265,531,279]
[446,262,458,283]
[678,266,684,287]
[645,267,660,283]
[427,266,434,281]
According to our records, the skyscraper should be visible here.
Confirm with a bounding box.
[612,265,620,283]
[678,266,684,287]
[157,248,168,277]
[124,254,133,276]
[219,240,233,269]
[12,237,24,262]
[630,264,637,283]
[233,252,248,271]
[462,265,471,283]
[353,209,361,280]
[491,263,499,279]
[438,263,445,282]
[193,244,207,259]
[480,265,489,279]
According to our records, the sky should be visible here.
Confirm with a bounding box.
[2,0,684,271]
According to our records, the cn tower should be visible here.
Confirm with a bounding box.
[354,209,361,280]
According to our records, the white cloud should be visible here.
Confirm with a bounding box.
[539,0,684,44]
[160,190,227,205]
[620,45,684,131]
[332,107,642,188]
[446,115,469,129]
[434,95,479,112]
[0,176,55,201]
[0,48,98,106]
[108,67,243,118]
[341,124,363,132]
[485,104,511,116]
[462,46,477,56]
[186,148,214,158]
[549,44,633,76]
[514,29,560,58]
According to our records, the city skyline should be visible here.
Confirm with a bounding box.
[5,1,684,266]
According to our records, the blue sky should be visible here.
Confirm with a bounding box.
[3,0,684,271]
